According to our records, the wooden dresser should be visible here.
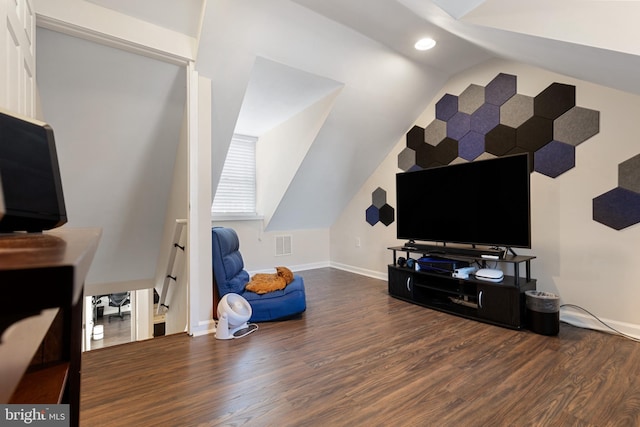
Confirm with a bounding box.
[0,227,101,427]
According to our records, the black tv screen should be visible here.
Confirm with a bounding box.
[396,153,531,249]
[0,108,67,232]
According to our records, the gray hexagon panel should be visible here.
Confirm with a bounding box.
[424,119,447,146]
[619,154,640,193]
[501,94,534,128]
[459,84,485,114]
[398,147,416,171]
[372,187,387,208]
[554,107,600,146]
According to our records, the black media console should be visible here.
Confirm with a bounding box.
[388,246,537,329]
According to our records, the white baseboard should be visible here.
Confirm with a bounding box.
[329,262,387,281]
[291,261,331,272]
[190,319,216,337]
[248,261,330,276]
[560,306,640,340]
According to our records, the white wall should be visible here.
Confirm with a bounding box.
[331,58,640,338]
[153,106,189,336]
[188,73,214,337]
[36,28,186,289]
[212,221,330,274]
[257,86,343,229]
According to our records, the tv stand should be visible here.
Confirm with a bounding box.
[401,241,506,259]
[388,246,536,329]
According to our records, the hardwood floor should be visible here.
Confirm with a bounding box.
[90,313,132,350]
[81,268,640,426]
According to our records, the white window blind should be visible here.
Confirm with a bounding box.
[212,135,257,215]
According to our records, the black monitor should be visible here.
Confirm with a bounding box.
[0,108,67,232]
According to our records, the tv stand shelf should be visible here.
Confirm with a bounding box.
[0,228,101,427]
[387,246,536,329]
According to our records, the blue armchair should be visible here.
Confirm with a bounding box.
[211,227,306,322]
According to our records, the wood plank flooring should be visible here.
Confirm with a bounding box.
[81,268,640,426]
[89,313,132,350]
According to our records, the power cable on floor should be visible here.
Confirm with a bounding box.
[560,303,640,343]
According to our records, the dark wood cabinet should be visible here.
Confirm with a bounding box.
[387,267,414,300]
[387,247,536,329]
[0,228,101,427]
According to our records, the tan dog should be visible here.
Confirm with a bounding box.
[245,266,294,294]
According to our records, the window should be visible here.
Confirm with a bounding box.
[212,134,257,217]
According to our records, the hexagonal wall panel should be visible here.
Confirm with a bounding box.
[593,187,640,230]
[485,124,517,156]
[534,141,575,178]
[459,131,484,161]
[471,103,499,135]
[554,106,600,146]
[434,137,459,165]
[398,147,416,172]
[459,84,485,114]
[379,204,395,226]
[593,153,640,230]
[424,119,447,146]
[398,73,600,186]
[436,94,458,121]
[485,73,517,106]
[516,116,553,152]
[501,94,534,128]
[366,187,395,226]
[619,153,640,193]
[447,111,471,140]
[365,205,379,226]
[406,125,425,150]
[372,187,387,208]
[534,83,575,120]
[415,143,438,169]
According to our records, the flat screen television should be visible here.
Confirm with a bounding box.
[396,153,530,250]
[0,108,67,232]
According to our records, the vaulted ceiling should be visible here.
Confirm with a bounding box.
[38,0,640,230]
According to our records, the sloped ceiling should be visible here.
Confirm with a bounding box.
[87,0,203,37]
[398,0,640,95]
[36,0,640,231]
[234,57,344,137]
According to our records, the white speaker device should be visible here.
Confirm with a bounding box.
[215,293,258,339]
[475,268,504,282]
[452,266,478,279]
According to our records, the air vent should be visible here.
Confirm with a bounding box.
[275,235,292,256]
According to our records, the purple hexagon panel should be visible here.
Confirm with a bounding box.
[366,187,394,226]
[593,154,640,230]
[534,141,575,178]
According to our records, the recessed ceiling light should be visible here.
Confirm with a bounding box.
[414,38,436,51]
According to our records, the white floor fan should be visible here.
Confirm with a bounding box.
[215,293,258,339]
